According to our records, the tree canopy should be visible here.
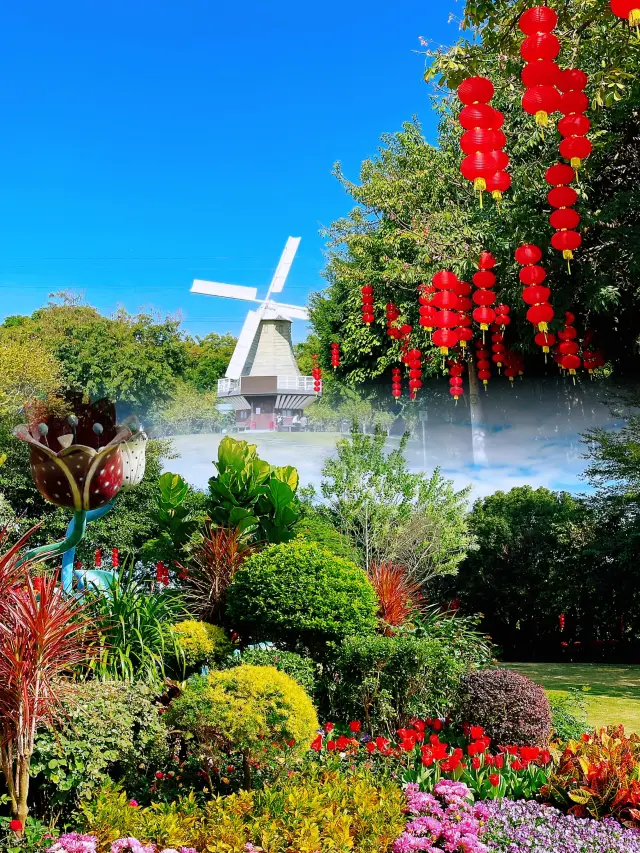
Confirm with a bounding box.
[310,0,640,384]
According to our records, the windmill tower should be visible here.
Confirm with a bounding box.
[190,237,320,431]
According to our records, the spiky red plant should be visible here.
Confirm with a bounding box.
[368,561,424,635]
[180,525,255,624]
[0,569,92,828]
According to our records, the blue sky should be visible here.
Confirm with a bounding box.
[0,0,459,341]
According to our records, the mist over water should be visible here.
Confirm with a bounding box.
[165,377,632,500]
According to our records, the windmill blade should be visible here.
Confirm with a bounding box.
[225,309,262,380]
[268,237,301,295]
[265,302,309,321]
[191,280,259,301]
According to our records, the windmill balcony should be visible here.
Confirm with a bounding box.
[217,375,321,397]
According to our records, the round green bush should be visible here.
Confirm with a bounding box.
[173,619,231,671]
[226,541,378,653]
[231,647,317,697]
[165,665,319,787]
[456,668,552,747]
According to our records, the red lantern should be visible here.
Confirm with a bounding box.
[433,328,458,354]
[558,114,591,138]
[331,342,340,369]
[486,170,511,201]
[457,76,495,105]
[548,186,579,208]
[112,547,119,569]
[386,302,400,337]
[522,285,551,305]
[551,229,582,258]
[459,104,504,130]
[521,59,560,88]
[527,302,555,329]
[546,162,581,267]
[520,32,561,63]
[559,135,593,170]
[95,549,102,568]
[391,366,402,399]
[610,0,640,29]
[559,90,589,117]
[495,303,511,329]
[519,6,558,34]
[522,85,561,127]
[550,208,581,230]
[460,128,506,154]
[557,69,588,94]
[514,244,542,265]
[519,264,547,285]
[535,330,556,354]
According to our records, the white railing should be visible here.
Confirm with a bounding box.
[217,376,320,395]
[217,378,240,395]
[277,376,318,392]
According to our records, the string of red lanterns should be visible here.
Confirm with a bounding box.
[418,283,438,334]
[432,270,461,356]
[457,77,510,206]
[312,354,322,393]
[361,285,375,325]
[456,279,474,350]
[156,561,169,585]
[475,338,492,390]
[546,162,582,269]
[391,366,402,399]
[472,251,497,334]
[331,342,340,369]
[519,6,561,129]
[386,302,401,338]
[556,311,581,377]
[449,359,465,402]
[516,244,555,341]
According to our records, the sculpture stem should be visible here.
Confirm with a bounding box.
[17,510,88,570]
[60,501,116,593]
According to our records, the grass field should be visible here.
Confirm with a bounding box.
[506,663,640,734]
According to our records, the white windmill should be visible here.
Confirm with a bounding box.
[190,237,320,431]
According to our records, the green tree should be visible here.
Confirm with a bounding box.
[452,486,587,656]
[310,0,640,380]
[185,332,237,392]
[151,380,221,435]
[0,297,188,412]
[0,338,62,419]
[317,428,472,582]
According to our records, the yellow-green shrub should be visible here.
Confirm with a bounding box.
[165,665,318,787]
[81,769,405,853]
[173,620,231,670]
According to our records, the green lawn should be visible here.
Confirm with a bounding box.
[505,662,640,734]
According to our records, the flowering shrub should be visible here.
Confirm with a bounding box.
[80,769,405,853]
[543,725,640,827]
[482,798,640,852]
[50,833,98,853]
[456,669,552,747]
[165,665,318,790]
[309,718,553,801]
[393,780,489,852]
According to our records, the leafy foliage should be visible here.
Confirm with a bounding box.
[83,573,186,685]
[80,768,405,853]
[165,665,319,790]
[150,381,221,436]
[0,338,62,419]
[140,472,201,566]
[172,620,231,674]
[328,634,467,735]
[208,437,301,544]
[226,541,379,655]
[549,689,590,744]
[31,681,168,819]
[229,648,318,699]
[180,525,254,625]
[184,332,237,392]
[318,429,472,581]
[457,669,552,747]
[544,726,640,827]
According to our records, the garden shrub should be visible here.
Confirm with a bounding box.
[543,725,640,827]
[328,634,466,734]
[229,647,317,697]
[81,769,405,853]
[226,541,379,654]
[31,682,168,818]
[548,688,590,743]
[172,620,231,673]
[456,668,552,747]
[164,665,318,789]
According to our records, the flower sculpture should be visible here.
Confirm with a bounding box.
[13,398,147,584]
[14,398,135,510]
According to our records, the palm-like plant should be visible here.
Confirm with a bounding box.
[180,524,254,624]
[83,569,186,685]
[368,561,425,635]
[0,557,91,829]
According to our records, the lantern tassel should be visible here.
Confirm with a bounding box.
[535,110,549,129]
[630,8,640,28]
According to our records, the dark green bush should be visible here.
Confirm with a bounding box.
[31,681,168,818]
[456,668,553,747]
[226,541,378,654]
[328,634,467,735]
[229,647,318,697]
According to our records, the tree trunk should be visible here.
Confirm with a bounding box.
[242,751,252,791]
